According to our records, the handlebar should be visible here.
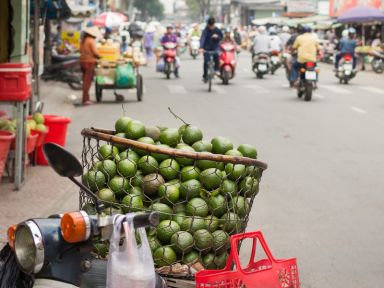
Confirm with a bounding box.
[95,211,160,240]
[132,212,159,229]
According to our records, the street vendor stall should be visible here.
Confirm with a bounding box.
[337,6,384,70]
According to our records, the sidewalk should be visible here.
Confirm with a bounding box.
[0,81,82,246]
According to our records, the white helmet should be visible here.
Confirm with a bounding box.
[282,26,289,32]
[258,26,267,34]
[341,29,349,38]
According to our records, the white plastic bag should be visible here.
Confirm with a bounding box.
[106,214,156,288]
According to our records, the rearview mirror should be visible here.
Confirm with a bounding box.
[43,143,83,178]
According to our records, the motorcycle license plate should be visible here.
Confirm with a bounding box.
[305,71,317,80]
[344,64,353,71]
[258,64,267,71]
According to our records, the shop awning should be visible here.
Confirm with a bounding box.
[30,0,96,20]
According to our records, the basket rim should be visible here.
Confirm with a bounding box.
[81,127,268,169]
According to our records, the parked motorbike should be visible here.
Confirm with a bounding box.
[219,42,236,85]
[162,42,178,79]
[269,50,281,75]
[0,143,166,288]
[41,55,82,90]
[336,54,356,84]
[252,53,270,79]
[370,50,384,74]
[189,36,200,59]
[297,61,318,101]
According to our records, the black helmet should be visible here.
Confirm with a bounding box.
[207,17,215,26]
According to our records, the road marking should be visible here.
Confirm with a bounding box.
[350,106,367,114]
[168,84,187,94]
[322,85,351,94]
[359,87,384,95]
[244,84,269,93]
[211,85,227,94]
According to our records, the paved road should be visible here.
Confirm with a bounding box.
[2,51,384,287]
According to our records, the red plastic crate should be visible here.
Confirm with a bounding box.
[195,231,300,288]
[0,63,32,102]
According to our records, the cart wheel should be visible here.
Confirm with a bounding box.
[136,74,143,102]
[96,83,102,102]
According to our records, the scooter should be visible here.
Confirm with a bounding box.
[219,42,236,85]
[162,42,178,79]
[0,143,166,288]
[269,50,281,75]
[336,54,356,84]
[41,55,83,90]
[370,50,384,74]
[297,61,318,101]
[189,36,200,59]
[252,53,270,79]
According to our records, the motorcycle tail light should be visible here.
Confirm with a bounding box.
[271,50,279,56]
[344,55,352,61]
[306,62,315,68]
[7,225,17,250]
[61,211,91,243]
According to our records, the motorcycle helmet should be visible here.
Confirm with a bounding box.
[341,29,349,38]
[258,26,267,34]
[348,27,356,34]
[282,26,289,32]
[268,26,277,35]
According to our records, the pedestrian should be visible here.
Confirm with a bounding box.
[80,26,101,106]
[144,26,155,62]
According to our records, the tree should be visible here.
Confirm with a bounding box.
[134,0,165,20]
[186,0,211,21]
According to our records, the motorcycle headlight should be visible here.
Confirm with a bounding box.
[14,221,44,274]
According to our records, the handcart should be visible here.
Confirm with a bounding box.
[95,59,143,103]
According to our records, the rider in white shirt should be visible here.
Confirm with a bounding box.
[269,26,282,52]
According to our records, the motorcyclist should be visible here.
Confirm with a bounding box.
[279,26,291,49]
[291,26,320,83]
[269,26,282,52]
[190,23,201,38]
[222,27,235,44]
[252,26,270,56]
[334,28,357,70]
[234,27,242,46]
[161,24,180,77]
[200,17,223,82]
